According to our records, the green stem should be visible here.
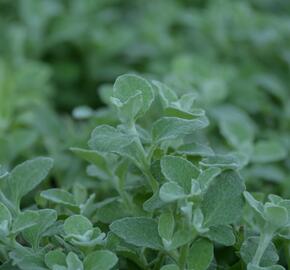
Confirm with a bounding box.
[252,232,273,266]
[179,243,189,270]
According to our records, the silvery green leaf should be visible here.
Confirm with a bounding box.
[40,189,77,209]
[251,140,287,163]
[187,238,214,270]
[161,155,199,192]
[8,157,53,206]
[66,252,83,270]
[241,237,278,267]
[159,182,187,203]
[158,212,175,241]
[45,250,66,269]
[143,192,167,212]
[205,225,235,246]
[243,191,264,216]
[0,202,11,225]
[212,105,255,148]
[177,142,215,157]
[199,154,241,170]
[22,209,57,249]
[113,74,154,118]
[169,229,194,250]
[264,203,288,228]
[160,265,179,270]
[110,217,163,250]
[84,250,118,270]
[201,171,245,227]
[64,215,92,236]
[111,91,143,123]
[12,210,39,234]
[70,148,110,180]
[152,116,209,144]
[88,125,134,154]
[247,264,285,270]
[152,80,178,108]
[197,167,221,190]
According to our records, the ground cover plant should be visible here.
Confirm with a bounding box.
[0,74,290,270]
[1,0,290,269]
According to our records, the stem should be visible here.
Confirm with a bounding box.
[179,243,189,270]
[127,122,158,192]
[252,232,273,266]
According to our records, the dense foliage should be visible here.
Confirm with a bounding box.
[0,0,290,269]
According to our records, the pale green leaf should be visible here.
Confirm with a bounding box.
[110,217,162,250]
[84,250,118,270]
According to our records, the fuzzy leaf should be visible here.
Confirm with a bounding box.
[84,250,118,270]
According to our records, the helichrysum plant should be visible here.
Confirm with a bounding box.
[0,74,288,270]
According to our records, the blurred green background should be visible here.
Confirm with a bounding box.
[0,0,289,194]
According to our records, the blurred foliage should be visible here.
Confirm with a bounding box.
[0,0,289,195]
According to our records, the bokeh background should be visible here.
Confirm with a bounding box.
[1,0,290,194]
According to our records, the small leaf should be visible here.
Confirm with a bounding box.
[158,212,175,241]
[45,250,66,269]
[12,210,39,234]
[113,74,154,118]
[197,167,221,189]
[110,217,162,249]
[88,125,134,154]
[243,191,264,216]
[177,142,215,157]
[84,250,118,270]
[9,157,53,206]
[187,238,214,270]
[41,189,77,208]
[201,171,245,227]
[159,182,187,202]
[205,225,235,246]
[111,91,143,122]
[160,265,179,270]
[264,203,288,228]
[200,154,241,170]
[66,252,83,270]
[161,156,199,192]
[0,202,11,224]
[152,116,209,144]
[64,215,92,236]
[251,140,287,163]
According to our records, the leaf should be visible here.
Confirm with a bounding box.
[197,167,222,189]
[45,250,66,269]
[205,225,235,246]
[240,237,279,267]
[12,210,39,234]
[22,209,57,248]
[201,171,245,227]
[251,140,287,163]
[199,154,241,170]
[152,80,178,108]
[40,189,77,208]
[169,229,194,250]
[243,191,264,216]
[66,252,83,270]
[113,74,154,118]
[111,91,143,123]
[160,265,179,270]
[158,212,175,240]
[264,203,288,228]
[64,215,92,236]
[152,116,209,144]
[159,182,187,203]
[88,125,134,154]
[70,148,110,179]
[161,155,199,192]
[0,202,11,224]
[187,238,214,270]
[8,157,53,206]
[84,250,118,270]
[177,142,215,157]
[110,217,163,249]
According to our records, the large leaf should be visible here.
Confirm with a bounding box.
[201,171,245,227]
[110,217,163,250]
